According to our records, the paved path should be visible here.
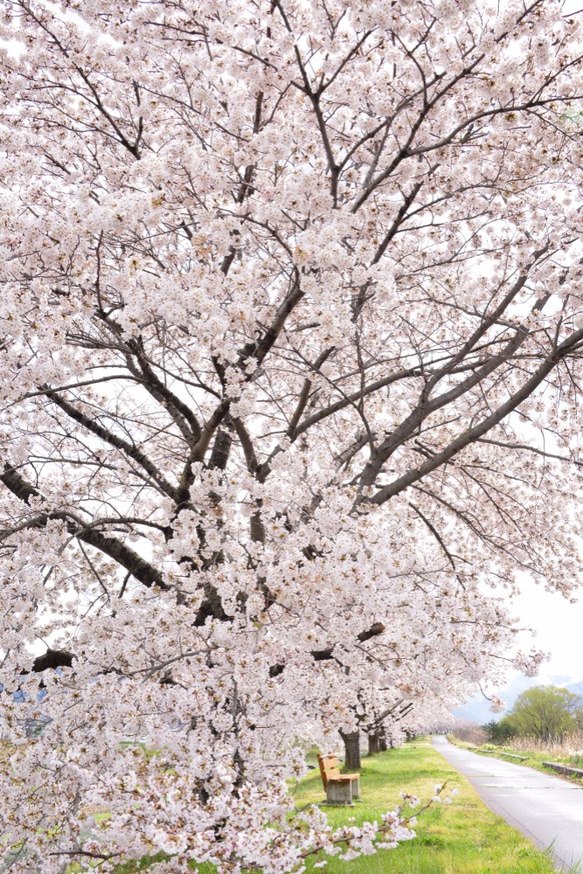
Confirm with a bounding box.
[432,736,583,872]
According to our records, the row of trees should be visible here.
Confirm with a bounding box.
[1,0,583,870]
[483,686,583,745]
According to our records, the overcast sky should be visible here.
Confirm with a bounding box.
[513,582,583,682]
[453,583,583,722]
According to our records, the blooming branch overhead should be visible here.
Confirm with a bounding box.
[1,0,583,869]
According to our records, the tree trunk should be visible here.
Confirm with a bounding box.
[340,730,361,770]
[368,731,382,755]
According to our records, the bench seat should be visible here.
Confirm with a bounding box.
[317,753,360,804]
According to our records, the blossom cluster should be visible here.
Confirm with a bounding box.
[1,0,583,869]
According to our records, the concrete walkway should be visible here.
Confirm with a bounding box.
[432,735,583,872]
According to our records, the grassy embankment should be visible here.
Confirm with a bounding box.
[291,737,557,873]
[450,734,583,783]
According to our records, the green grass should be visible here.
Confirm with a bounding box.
[291,738,558,873]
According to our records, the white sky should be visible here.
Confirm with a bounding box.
[454,583,583,722]
[513,582,583,682]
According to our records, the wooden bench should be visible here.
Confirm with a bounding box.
[317,753,360,804]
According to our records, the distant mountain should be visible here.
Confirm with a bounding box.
[454,674,582,724]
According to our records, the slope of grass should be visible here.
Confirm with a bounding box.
[292,737,558,873]
[450,735,583,784]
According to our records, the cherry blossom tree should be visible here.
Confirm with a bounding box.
[1,0,583,870]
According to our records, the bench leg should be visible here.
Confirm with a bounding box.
[351,777,360,799]
[326,781,353,805]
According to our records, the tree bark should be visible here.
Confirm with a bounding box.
[368,726,389,755]
[340,730,361,770]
